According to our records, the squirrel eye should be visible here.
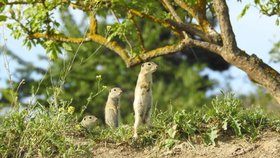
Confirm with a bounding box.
[148,63,151,66]
[89,116,92,119]
[83,118,86,120]
[113,89,116,91]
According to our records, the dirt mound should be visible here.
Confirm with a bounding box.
[93,131,280,158]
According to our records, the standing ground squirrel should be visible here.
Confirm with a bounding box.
[105,87,122,128]
[133,62,158,138]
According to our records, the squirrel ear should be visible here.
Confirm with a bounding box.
[141,63,145,67]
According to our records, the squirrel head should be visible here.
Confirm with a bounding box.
[109,87,122,99]
[81,115,98,129]
[141,62,158,74]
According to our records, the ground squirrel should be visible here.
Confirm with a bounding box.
[81,115,98,130]
[105,87,122,128]
[133,62,158,138]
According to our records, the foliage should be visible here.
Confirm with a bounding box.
[240,0,280,24]
[254,0,280,23]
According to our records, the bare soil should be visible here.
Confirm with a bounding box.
[92,131,280,158]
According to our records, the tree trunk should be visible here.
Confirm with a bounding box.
[221,49,280,103]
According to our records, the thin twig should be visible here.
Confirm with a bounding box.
[161,0,183,23]
[110,9,133,55]
[130,16,145,52]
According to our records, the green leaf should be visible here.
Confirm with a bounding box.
[26,41,32,50]
[276,19,279,26]
[254,0,260,4]
[209,127,219,144]
[232,118,242,136]
[162,139,178,149]
[222,119,228,130]
[0,89,17,104]
[62,43,72,51]
[238,3,251,19]
[49,51,58,61]
[204,127,219,145]
[167,124,178,139]
[0,15,7,22]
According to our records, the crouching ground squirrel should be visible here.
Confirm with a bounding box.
[105,87,122,128]
[81,115,98,130]
[133,62,158,138]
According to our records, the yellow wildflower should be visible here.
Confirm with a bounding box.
[75,124,81,130]
[67,106,75,115]
[58,107,64,113]
[96,75,102,80]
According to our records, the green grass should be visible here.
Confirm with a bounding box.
[0,97,94,158]
[1,93,280,157]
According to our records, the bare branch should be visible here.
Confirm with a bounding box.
[28,32,130,64]
[213,0,237,51]
[161,0,183,23]
[28,33,90,43]
[127,37,222,67]
[88,12,97,35]
[174,0,197,19]
[1,1,42,5]
[88,34,130,63]
[2,0,85,11]
[127,40,187,66]
[174,0,220,42]
[129,9,214,42]
[129,9,181,36]
[191,39,222,53]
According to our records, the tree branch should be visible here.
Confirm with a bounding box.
[221,49,280,104]
[191,39,222,53]
[88,34,130,63]
[28,33,90,43]
[174,0,208,27]
[129,9,216,42]
[129,9,181,36]
[213,0,237,51]
[1,1,42,5]
[174,0,197,20]
[127,40,188,66]
[127,37,222,67]
[174,0,220,43]
[28,32,130,64]
[161,0,183,23]
[1,0,83,11]
[88,12,97,35]
[211,0,280,103]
